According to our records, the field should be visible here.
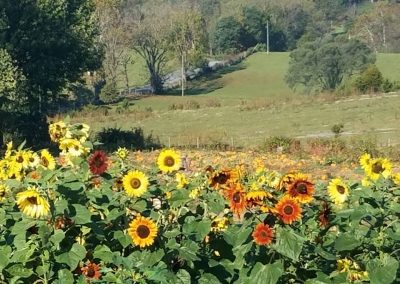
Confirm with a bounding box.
[69,52,400,149]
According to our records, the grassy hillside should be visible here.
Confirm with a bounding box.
[71,52,400,148]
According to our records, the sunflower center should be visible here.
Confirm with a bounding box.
[283,205,294,215]
[164,156,175,167]
[86,266,95,278]
[0,190,5,197]
[74,145,80,151]
[27,196,38,205]
[296,183,308,194]
[372,162,383,174]
[137,225,150,238]
[130,178,141,189]
[93,157,103,167]
[41,157,49,167]
[16,156,24,163]
[29,157,35,163]
[233,192,242,203]
[336,185,346,194]
[260,230,268,238]
[216,173,229,184]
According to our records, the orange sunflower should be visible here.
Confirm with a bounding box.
[252,223,274,246]
[81,262,101,280]
[275,195,302,225]
[225,184,247,217]
[286,176,314,204]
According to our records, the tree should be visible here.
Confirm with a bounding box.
[213,16,246,54]
[169,9,208,96]
[286,37,375,91]
[0,0,102,144]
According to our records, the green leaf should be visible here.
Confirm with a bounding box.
[114,231,131,248]
[0,208,6,225]
[305,272,333,284]
[55,243,87,270]
[64,181,85,191]
[0,246,11,269]
[223,223,252,247]
[55,269,74,284]
[107,208,124,221]
[141,249,164,268]
[176,269,191,283]
[5,264,33,278]
[72,204,92,224]
[273,227,305,262]
[10,245,35,263]
[50,229,66,246]
[334,233,360,251]
[169,190,191,208]
[10,219,36,235]
[247,261,284,284]
[198,273,221,284]
[367,253,399,284]
[178,240,200,262]
[182,217,211,241]
[93,245,113,263]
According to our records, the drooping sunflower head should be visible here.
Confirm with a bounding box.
[278,172,297,190]
[81,262,101,280]
[225,183,247,217]
[327,178,349,205]
[127,215,158,248]
[275,195,302,225]
[287,175,314,204]
[59,138,88,157]
[209,169,232,189]
[365,158,392,180]
[337,258,352,273]
[211,217,229,232]
[16,187,50,218]
[123,170,149,197]
[40,149,56,170]
[157,149,181,173]
[48,121,68,143]
[392,173,400,186]
[245,191,272,207]
[175,172,188,189]
[0,184,9,202]
[252,223,274,246]
[88,150,108,175]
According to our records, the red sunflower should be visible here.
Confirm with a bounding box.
[275,195,302,225]
[252,223,274,246]
[287,177,314,204]
[88,150,108,175]
[81,262,101,280]
[225,184,247,217]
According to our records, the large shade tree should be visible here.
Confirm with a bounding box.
[0,0,102,145]
[285,36,375,91]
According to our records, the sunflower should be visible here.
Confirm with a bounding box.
[211,217,229,232]
[275,195,302,225]
[359,153,371,170]
[116,147,129,160]
[27,152,40,169]
[5,141,13,159]
[365,158,392,181]
[337,258,352,273]
[246,191,272,207]
[123,170,149,197]
[13,150,30,170]
[127,216,158,248]
[225,184,247,217]
[286,176,314,204]
[40,150,56,170]
[392,173,400,185]
[88,150,108,175]
[81,262,101,280]
[208,169,232,189]
[327,178,349,205]
[48,121,67,143]
[176,172,188,189]
[252,223,274,246]
[278,172,297,190]
[59,138,88,157]
[0,184,9,202]
[157,149,181,173]
[16,187,50,218]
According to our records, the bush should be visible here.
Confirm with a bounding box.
[99,82,119,103]
[261,136,300,154]
[96,127,161,152]
[354,64,383,93]
[381,79,400,93]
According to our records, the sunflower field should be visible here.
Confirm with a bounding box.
[0,121,399,284]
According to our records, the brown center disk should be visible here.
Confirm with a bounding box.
[372,162,383,174]
[296,183,308,194]
[215,173,229,184]
[130,178,141,189]
[164,156,175,167]
[16,156,24,163]
[283,205,294,215]
[41,157,49,167]
[86,267,95,278]
[27,196,38,205]
[233,192,242,203]
[336,185,346,194]
[137,225,150,238]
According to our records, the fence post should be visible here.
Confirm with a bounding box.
[231,137,234,149]
[197,137,199,149]
[168,137,171,148]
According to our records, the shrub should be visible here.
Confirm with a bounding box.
[261,136,299,154]
[331,123,344,137]
[354,64,383,93]
[381,79,400,93]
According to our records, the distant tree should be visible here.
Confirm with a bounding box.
[286,37,375,91]
[0,0,102,144]
[354,64,383,93]
[213,16,246,54]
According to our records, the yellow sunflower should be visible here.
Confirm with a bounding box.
[246,191,272,207]
[123,170,149,197]
[40,150,56,170]
[116,147,129,160]
[0,184,9,202]
[16,187,50,218]
[48,121,67,143]
[13,150,30,170]
[365,158,392,181]
[392,173,400,185]
[157,149,181,173]
[286,175,314,204]
[59,138,88,157]
[327,178,349,205]
[359,153,371,170]
[211,217,229,232]
[5,141,13,159]
[127,215,158,248]
[176,172,188,189]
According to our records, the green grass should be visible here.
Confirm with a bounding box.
[71,52,400,148]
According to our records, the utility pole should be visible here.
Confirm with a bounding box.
[266,20,270,54]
